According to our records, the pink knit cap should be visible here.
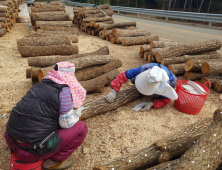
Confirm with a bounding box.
[43,62,86,108]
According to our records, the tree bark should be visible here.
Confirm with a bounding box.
[122,36,159,46]
[0,7,7,13]
[150,41,185,48]
[175,108,222,170]
[85,9,113,18]
[35,21,73,29]
[79,69,119,93]
[155,39,222,63]
[29,32,78,43]
[0,17,6,22]
[32,13,71,22]
[201,61,222,75]
[35,55,116,80]
[144,52,149,60]
[146,159,179,170]
[75,59,122,81]
[79,8,111,16]
[140,45,151,53]
[92,117,212,170]
[116,37,125,44]
[167,63,186,75]
[39,26,78,32]
[18,45,78,57]
[31,6,66,12]
[82,16,112,23]
[201,75,222,91]
[98,21,136,30]
[161,54,222,66]
[111,37,116,44]
[93,19,114,28]
[113,29,151,38]
[17,36,72,46]
[184,72,206,80]
[27,46,109,67]
[185,59,209,72]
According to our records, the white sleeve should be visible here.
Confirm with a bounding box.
[59,109,79,129]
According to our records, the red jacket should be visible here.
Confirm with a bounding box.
[111,72,171,109]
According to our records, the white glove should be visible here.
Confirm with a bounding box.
[131,102,153,111]
[74,106,85,117]
[105,89,117,103]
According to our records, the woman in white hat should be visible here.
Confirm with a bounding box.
[105,63,178,111]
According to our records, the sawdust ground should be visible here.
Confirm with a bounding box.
[0,23,221,170]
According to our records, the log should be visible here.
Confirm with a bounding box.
[140,45,151,53]
[92,117,212,170]
[111,37,116,44]
[146,159,179,170]
[27,46,109,67]
[17,36,72,46]
[161,53,222,66]
[0,7,7,12]
[80,69,119,93]
[185,59,209,72]
[0,12,9,17]
[84,9,113,18]
[155,39,222,63]
[79,8,111,16]
[98,21,136,30]
[201,61,222,75]
[39,26,78,32]
[113,28,151,38]
[32,13,71,22]
[0,17,6,22]
[0,29,3,37]
[35,21,73,29]
[167,63,186,75]
[122,36,159,46]
[175,109,222,170]
[75,59,122,81]
[36,55,116,80]
[31,6,66,12]
[184,72,206,80]
[201,75,222,92]
[150,41,185,48]
[93,19,114,28]
[88,4,109,10]
[29,32,78,43]
[18,45,79,57]
[143,52,149,60]
[82,16,112,23]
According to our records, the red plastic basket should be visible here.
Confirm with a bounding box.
[10,152,43,170]
[174,79,211,115]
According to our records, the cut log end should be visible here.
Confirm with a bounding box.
[150,41,154,48]
[184,59,194,72]
[155,53,161,63]
[201,62,210,74]
[38,70,44,82]
[214,81,222,92]
[184,72,193,80]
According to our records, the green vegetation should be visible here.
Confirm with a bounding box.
[71,0,222,14]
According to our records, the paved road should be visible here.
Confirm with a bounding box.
[31,4,222,53]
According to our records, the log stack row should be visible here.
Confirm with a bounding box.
[0,0,24,35]
[140,39,222,93]
[25,46,122,93]
[30,2,71,26]
[73,4,159,46]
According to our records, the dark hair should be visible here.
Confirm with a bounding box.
[54,64,58,71]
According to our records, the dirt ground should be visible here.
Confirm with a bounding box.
[0,23,221,170]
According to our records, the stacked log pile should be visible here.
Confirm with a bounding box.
[0,0,24,35]
[73,4,159,46]
[92,108,222,170]
[25,46,122,93]
[139,39,222,93]
[30,2,71,26]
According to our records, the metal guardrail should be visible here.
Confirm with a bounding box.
[66,0,222,26]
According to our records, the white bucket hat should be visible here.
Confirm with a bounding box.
[135,66,178,100]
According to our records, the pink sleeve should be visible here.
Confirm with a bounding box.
[153,98,171,109]
[111,72,128,92]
